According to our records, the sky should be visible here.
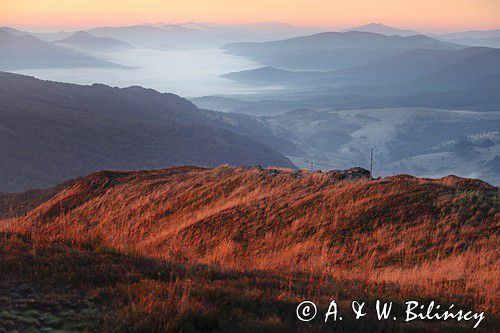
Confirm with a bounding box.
[1,0,499,32]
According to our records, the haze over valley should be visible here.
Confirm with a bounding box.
[1,21,499,187]
[1,2,500,331]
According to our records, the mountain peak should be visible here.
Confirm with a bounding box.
[344,22,421,37]
[363,22,387,27]
[72,31,93,37]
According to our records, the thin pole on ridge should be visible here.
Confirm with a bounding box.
[370,148,374,178]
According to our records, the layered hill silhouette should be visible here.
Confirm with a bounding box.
[54,31,134,52]
[85,23,322,49]
[223,46,500,89]
[1,166,498,331]
[440,29,500,48]
[223,31,462,70]
[220,44,500,111]
[319,47,497,86]
[341,24,500,48]
[0,30,121,70]
[0,26,73,41]
[0,26,27,36]
[0,72,294,192]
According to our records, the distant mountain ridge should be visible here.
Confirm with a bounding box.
[226,30,459,51]
[342,24,500,48]
[0,26,27,36]
[0,30,122,70]
[223,30,463,70]
[441,29,500,39]
[0,26,73,41]
[86,23,323,48]
[5,23,316,50]
[222,45,500,93]
[438,29,500,48]
[54,31,134,52]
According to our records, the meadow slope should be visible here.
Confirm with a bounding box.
[0,166,498,331]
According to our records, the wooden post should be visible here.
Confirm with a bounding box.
[370,148,373,178]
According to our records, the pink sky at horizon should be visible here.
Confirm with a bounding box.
[1,0,499,33]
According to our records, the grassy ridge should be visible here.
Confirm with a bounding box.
[0,166,498,331]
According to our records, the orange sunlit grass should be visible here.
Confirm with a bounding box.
[1,166,498,330]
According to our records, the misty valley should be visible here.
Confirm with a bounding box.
[1,22,499,190]
[1,5,500,332]
[11,48,270,97]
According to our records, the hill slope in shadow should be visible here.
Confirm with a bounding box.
[0,72,294,192]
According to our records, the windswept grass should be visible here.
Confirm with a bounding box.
[0,166,498,331]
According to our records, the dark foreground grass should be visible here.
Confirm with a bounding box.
[0,232,497,332]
